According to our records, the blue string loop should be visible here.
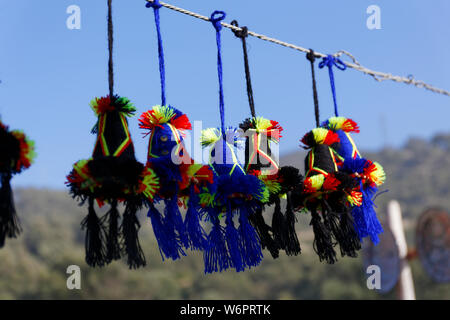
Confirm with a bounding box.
[210,10,227,157]
[146,0,166,106]
[145,0,162,9]
[210,10,226,32]
[319,54,346,117]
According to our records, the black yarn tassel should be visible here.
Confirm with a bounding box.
[322,202,341,246]
[0,173,22,248]
[271,197,286,252]
[248,208,279,259]
[284,193,301,256]
[122,202,146,269]
[103,200,121,263]
[323,200,360,258]
[310,208,337,264]
[81,197,106,267]
[337,209,361,258]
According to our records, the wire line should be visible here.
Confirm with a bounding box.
[144,0,450,97]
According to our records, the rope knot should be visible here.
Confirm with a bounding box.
[230,20,248,38]
[146,0,162,9]
[306,49,316,63]
[319,54,346,71]
[210,10,226,32]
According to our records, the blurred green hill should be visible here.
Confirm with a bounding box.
[0,133,448,299]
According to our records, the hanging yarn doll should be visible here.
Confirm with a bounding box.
[0,120,35,247]
[66,0,159,269]
[293,51,362,264]
[318,54,386,245]
[299,127,361,263]
[139,1,213,262]
[322,117,385,244]
[197,11,268,273]
[230,20,302,259]
[239,117,303,258]
[139,105,213,259]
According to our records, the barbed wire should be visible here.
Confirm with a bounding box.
[144,0,450,97]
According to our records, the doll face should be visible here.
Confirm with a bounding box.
[148,123,183,160]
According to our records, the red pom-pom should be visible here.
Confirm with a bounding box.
[303,178,316,194]
[268,120,283,139]
[323,174,340,191]
[324,130,340,146]
[342,119,360,133]
[171,113,192,132]
[138,110,163,131]
[94,96,114,114]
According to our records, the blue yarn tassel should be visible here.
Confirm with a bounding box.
[164,197,189,249]
[352,185,384,245]
[204,216,231,273]
[238,206,263,269]
[343,159,384,245]
[225,205,244,272]
[148,202,185,260]
[184,190,207,251]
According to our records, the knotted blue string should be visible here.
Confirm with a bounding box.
[210,10,227,163]
[146,0,166,106]
[319,54,346,117]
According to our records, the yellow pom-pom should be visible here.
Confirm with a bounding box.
[200,128,221,148]
[140,167,160,200]
[347,191,363,206]
[304,174,325,193]
[151,105,177,125]
[326,117,347,130]
[253,117,273,131]
[369,162,386,186]
[259,175,282,195]
[72,159,98,191]
[312,128,330,144]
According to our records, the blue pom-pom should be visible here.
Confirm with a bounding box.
[342,157,369,175]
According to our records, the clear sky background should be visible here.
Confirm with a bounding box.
[0,0,449,189]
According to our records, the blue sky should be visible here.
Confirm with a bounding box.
[0,0,449,189]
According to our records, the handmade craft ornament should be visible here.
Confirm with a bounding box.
[67,95,159,268]
[298,127,361,263]
[200,127,268,273]
[239,117,281,258]
[240,117,303,258]
[141,1,213,261]
[322,116,386,244]
[140,105,212,259]
[231,20,302,259]
[196,11,270,273]
[67,0,158,271]
[0,120,35,247]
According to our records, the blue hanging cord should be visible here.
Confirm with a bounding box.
[210,11,226,138]
[210,10,227,163]
[146,0,166,106]
[318,54,346,117]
